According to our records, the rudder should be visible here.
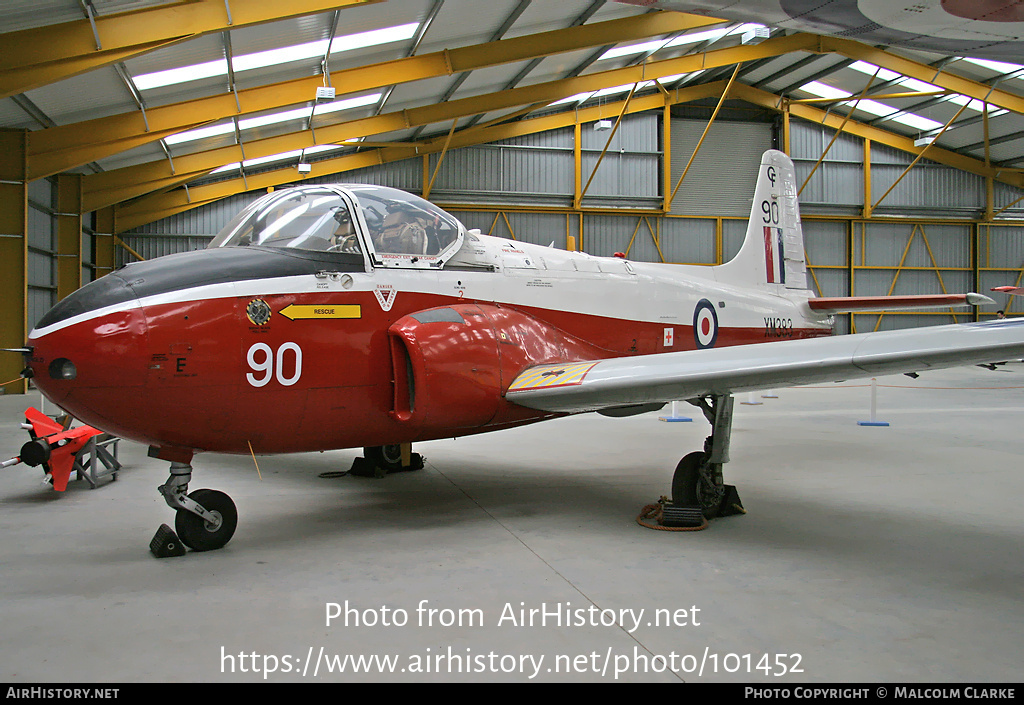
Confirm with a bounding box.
[716,149,808,292]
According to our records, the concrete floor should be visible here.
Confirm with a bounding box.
[1,364,1022,683]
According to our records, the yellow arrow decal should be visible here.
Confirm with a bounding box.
[278,304,361,320]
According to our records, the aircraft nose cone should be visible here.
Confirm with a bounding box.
[27,273,148,421]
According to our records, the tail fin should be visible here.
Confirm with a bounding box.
[717,149,808,292]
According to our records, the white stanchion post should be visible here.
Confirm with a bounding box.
[858,378,890,426]
[658,400,692,422]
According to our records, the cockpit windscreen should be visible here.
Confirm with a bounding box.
[208,187,359,254]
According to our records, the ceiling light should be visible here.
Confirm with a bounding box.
[134,23,419,91]
[741,27,770,45]
[133,58,229,91]
[166,94,380,145]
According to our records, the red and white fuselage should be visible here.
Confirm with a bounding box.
[25,151,831,460]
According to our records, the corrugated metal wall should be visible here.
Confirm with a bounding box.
[26,178,55,330]
[669,119,772,217]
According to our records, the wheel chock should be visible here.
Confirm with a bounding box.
[346,456,380,477]
[660,503,705,528]
[718,485,745,516]
[346,453,425,478]
[150,523,187,558]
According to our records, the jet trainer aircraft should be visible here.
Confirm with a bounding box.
[18,150,1024,552]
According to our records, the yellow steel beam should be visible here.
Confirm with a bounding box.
[0,0,377,99]
[84,34,813,211]
[28,11,726,179]
[0,130,28,394]
[114,83,728,231]
[732,83,1024,190]
[789,90,949,104]
[423,119,458,200]
[94,208,116,279]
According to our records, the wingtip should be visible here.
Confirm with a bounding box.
[966,292,996,305]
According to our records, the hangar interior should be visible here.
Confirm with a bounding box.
[1,0,1024,683]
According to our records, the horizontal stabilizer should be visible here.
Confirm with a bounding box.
[807,293,992,314]
[992,286,1024,296]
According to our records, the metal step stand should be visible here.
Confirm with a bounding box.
[74,433,122,488]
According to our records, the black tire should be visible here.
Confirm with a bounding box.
[175,489,237,552]
[671,452,723,519]
[363,444,404,471]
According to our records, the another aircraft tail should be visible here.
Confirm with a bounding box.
[716,149,809,293]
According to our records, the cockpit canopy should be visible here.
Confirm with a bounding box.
[208,184,465,267]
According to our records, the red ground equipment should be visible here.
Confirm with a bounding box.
[1,408,104,491]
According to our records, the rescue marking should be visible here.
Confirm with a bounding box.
[279,304,361,320]
[508,361,599,391]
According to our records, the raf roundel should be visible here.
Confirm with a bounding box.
[692,299,719,349]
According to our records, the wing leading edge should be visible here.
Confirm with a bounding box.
[505,319,1024,414]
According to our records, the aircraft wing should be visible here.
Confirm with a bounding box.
[505,319,1024,414]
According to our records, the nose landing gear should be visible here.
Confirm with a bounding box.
[151,462,237,556]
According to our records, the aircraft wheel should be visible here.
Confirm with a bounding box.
[671,452,723,519]
[175,489,237,552]
[364,444,404,471]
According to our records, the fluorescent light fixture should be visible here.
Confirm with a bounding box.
[239,106,312,131]
[134,58,229,90]
[741,26,770,45]
[600,23,765,61]
[211,144,341,174]
[329,22,420,55]
[914,136,935,147]
[797,81,943,131]
[959,56,1024,74]
[601,38,674,61]
[134,23,419,91]
[165,93,381,146]
[594,119,612,131]
[548,73,696,107]
[799,81,849,100]
[891,112,943,131]
[847,60,1004,123]
[313,92,381,115]
[164,122,236,145]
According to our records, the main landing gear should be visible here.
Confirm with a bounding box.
[348,443,424,478]
[151,462,237,556]
[667,395,744,525]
